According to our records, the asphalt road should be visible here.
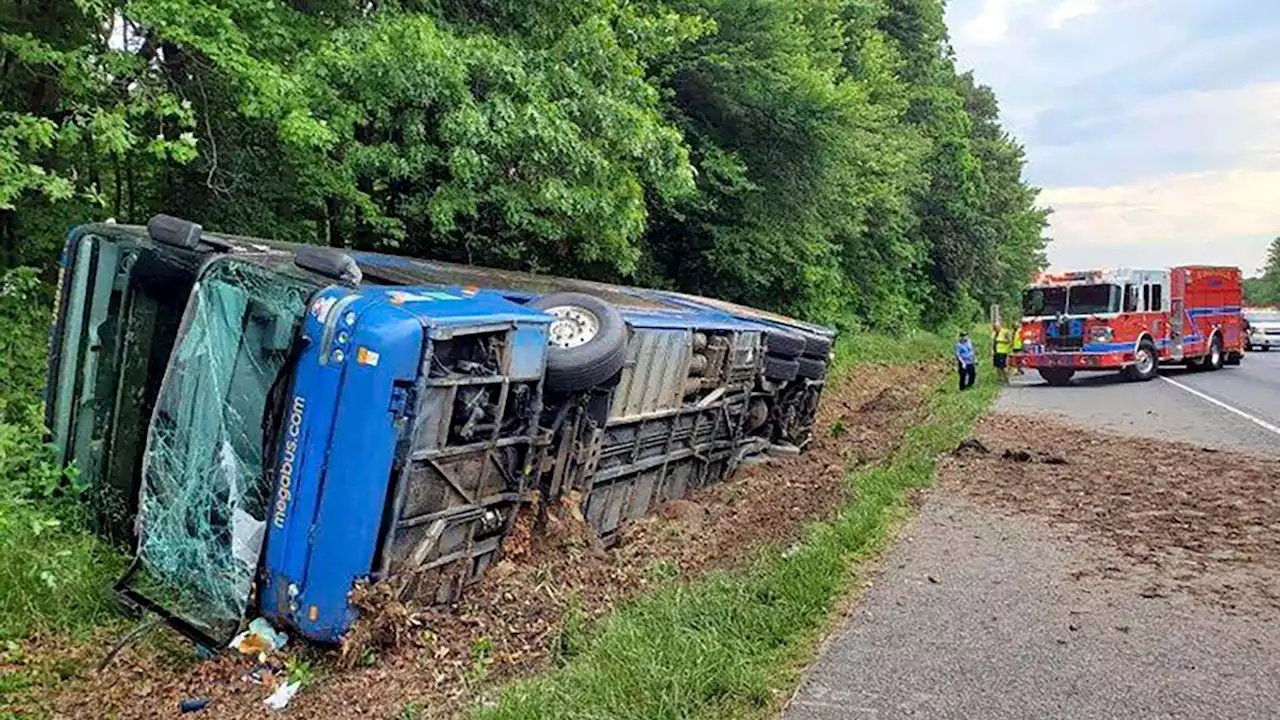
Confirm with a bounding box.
[782,350,1280,720]
[995,349,1280,456]
[782,494,1280,720]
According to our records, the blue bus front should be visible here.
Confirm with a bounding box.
[128,255,552,645]
[257,285,552,642]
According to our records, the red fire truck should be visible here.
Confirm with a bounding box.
[1013,266,1244,386]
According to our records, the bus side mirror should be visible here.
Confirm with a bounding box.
[293,245,362,286]
[147,214,203,249]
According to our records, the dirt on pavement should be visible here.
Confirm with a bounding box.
[5,359,945,720]
[944,411,1280,613]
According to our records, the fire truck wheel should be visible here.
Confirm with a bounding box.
[1039,368,1074,386]
[1127,340,1158,382]
[1204,334,1225,371]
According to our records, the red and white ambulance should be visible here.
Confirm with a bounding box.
[1013,266,1244,386]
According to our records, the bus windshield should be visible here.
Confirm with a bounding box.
[133,259,316,635]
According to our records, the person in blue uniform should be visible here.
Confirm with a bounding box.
[956,331,976,391]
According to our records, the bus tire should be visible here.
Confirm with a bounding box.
[796,356,828,380]
[764,330,806,359]
[764,355,800,381]
[802,333,833,358]
[531,292,630,392]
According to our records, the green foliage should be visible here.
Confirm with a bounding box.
[0,268,125,641]
[1244,237,1280,306]
[3,0,1047,328]
[472,332,1000,719]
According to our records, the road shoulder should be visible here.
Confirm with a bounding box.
[783,411,1280,720]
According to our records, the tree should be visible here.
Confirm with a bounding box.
[2,0,1049,331]
[1245,237,1280,306]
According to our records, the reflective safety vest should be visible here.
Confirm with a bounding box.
[994,327,1014,354]
[1012,330,1024,352]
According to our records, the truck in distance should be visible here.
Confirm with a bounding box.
[1013,266,1244,386]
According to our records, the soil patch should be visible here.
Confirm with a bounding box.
[13,360,944,720]
[942,412,1280,612]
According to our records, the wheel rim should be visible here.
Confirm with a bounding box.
[545,305,601,348]
[1211,342,1221,365]
[1135,347,1155,375]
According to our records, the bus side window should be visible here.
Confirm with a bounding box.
[1151,284,1162,312]
[1142,284,1151,311]
[1124,284,1139,312]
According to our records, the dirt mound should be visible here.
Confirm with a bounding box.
[858,386,915,413]
[30,359,947,720]
[942,412,1280,612]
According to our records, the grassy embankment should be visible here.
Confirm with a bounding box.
[473,328,999,720]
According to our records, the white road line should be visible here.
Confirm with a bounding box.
[1160,376,1280,437]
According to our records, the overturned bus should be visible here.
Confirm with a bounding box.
[45,215,836,648]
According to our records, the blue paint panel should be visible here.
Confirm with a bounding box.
[506,324,549,380]
[259,286,360,628]
[293,300,422,641]
[350,249,833,336]
[259,288,425,642]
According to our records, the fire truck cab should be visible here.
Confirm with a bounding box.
[1014,266,1244,386]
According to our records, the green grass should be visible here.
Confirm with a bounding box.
[0,417,127,643]
[0,269,126,643]
[471,332,1000,720]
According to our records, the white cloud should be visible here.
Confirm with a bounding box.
[947,0,1280,274]
[1046,0,1100,28]
[1039,79,1280,271]
[1038,81,1280,274]
[1044,167,1280,249]
[961,0,1040,45]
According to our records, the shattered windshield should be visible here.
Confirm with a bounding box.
[135,259,315,633]
[1022,286,1066,317]
[1067,284,1119,315]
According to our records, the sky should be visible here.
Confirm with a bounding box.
[945,0,1280,275]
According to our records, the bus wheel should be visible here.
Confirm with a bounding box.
[532,292,629,392]
[1039,368,1074,386]
[1126,340,1158,382]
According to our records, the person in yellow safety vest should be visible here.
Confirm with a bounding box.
[993,322,1014,384]
[1011,326,1025,376]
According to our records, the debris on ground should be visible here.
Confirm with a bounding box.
[27,359,946,720]
[954,438,990,456]
[178,697,210,713]
[264,681,301,710]
[229,618,288,660]
[942,412,1280,613]
[858,385,916,414]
